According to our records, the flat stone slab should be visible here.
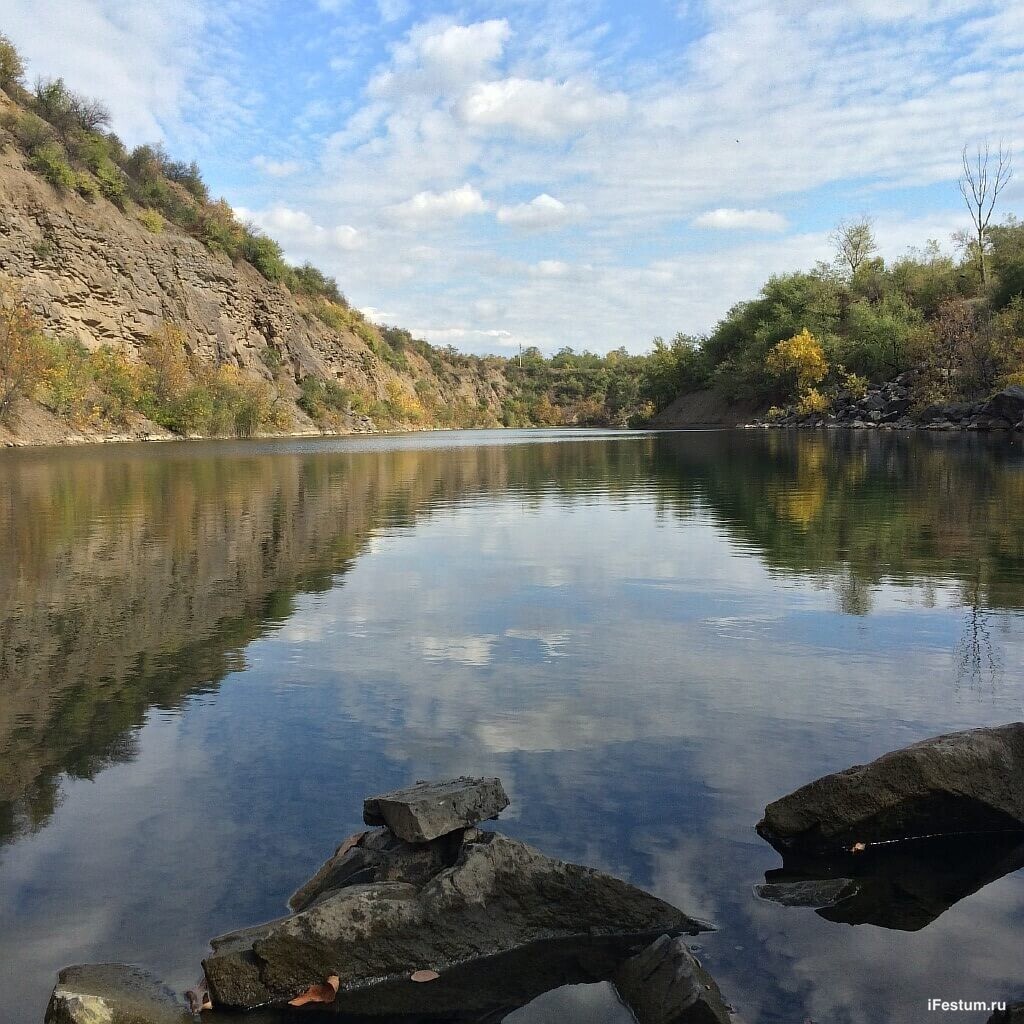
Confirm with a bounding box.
[203,831,711,1011]
[757,723,1024,855]
[613,934,733,1024]
[363,776,510,842]
[45,964,192,1024]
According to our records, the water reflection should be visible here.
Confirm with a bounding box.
[1,429,1023,1024]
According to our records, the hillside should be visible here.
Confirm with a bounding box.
[0,74,524,445]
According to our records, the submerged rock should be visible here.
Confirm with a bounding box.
[363,776,510,842]
[759,833,1024,932]
[756,723,1024,856]
[203,830,711,1012]
[44,964,191,1024]
[754,877,858,909]
[613,934,733,1024]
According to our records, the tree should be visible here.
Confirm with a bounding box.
[0,33,26,92]
[958,141,1012,284]
[831,217,877,277]
[766,328,828,398]
[0,281,49,424]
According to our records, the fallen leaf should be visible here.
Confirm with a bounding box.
[289,974,340,1006]
[336,831,369,858]
[851,841,867,854]
[410,970,440,983]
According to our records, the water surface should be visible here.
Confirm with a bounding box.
[1,428,1023,1022]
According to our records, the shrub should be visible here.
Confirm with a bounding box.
[6,110,53,152]
[796,387,830,416]
[0,33,26,92]
[240,229,288,281]
[289,263,345,303]
[30,141,76,191]
[33,77,110,141]
[137,208,164,234]
[841,370,869,400]
[94,161,126,202]
[298,375,352,427]
[39,336,93,419]
[0,281,49,424]
[74,172,99,201]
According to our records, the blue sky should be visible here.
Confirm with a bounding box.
[5,1,1024,353]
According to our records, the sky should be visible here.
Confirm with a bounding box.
[4,1,1024,354]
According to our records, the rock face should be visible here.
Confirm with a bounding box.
[613,934,733,1024]
[0,118,513,444]
[362,776,510,842]
[757,723,1024,855]
[203,830,710,1012]
[44,964,191,1024]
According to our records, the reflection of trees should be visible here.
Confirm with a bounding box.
[0,438,658,847]
[650,430,1024,615]
[954,574,1003,693]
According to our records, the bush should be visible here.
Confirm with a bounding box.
[0,280,50,424]
[137,208,164,234]
[6,110,53,152]
[298,375,352,427]
[94,161,126,202]
[240,229,288,281]
[30,142,76,191]
[74,172,99,201]
[289,263,345,303]
[796,387,830,416]
[33,77,110,141]
[39,336,93,419]
[0,33,26,92]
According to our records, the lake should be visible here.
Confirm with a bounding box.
[1,428,1023,1023]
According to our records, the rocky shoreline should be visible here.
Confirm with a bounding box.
[746,375,1024,434]
[43,732,1024,1023]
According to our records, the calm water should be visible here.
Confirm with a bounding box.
[1,428,1023,1023]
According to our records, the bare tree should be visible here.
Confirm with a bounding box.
[958,141,1012,284]
[831,216,877,277]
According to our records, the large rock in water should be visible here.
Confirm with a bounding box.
[362,776,509,842]
[757,724,1024,855]
[44,964,192,1024]
[613,934,733,1024]
[203,830,711,1011]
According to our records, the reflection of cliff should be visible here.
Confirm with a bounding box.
[649,431,1024,613]
[0,437,657,846]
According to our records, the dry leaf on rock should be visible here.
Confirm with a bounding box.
[289,974,340,1006]
[410,970,440,983]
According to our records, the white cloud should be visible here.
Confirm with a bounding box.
[530,260,570,277]
[496,194,584,230]
[386,184,490,223]
[692,208,789,231]
[459,77,628,137]
[235,206,363,253]
[251,155,302,178]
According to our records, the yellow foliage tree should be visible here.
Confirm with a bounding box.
[766,328,829,394]
[0,280,50,424]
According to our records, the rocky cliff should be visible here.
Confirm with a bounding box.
[0,89,514,445]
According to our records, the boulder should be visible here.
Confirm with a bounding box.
[613,933,733,1024]
[289,825,466,912]
[982,385,1024,423]
[44,964,192,1024]
[757,723,1024,856]
[363,776,509,842]
[203,831,711,1012]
